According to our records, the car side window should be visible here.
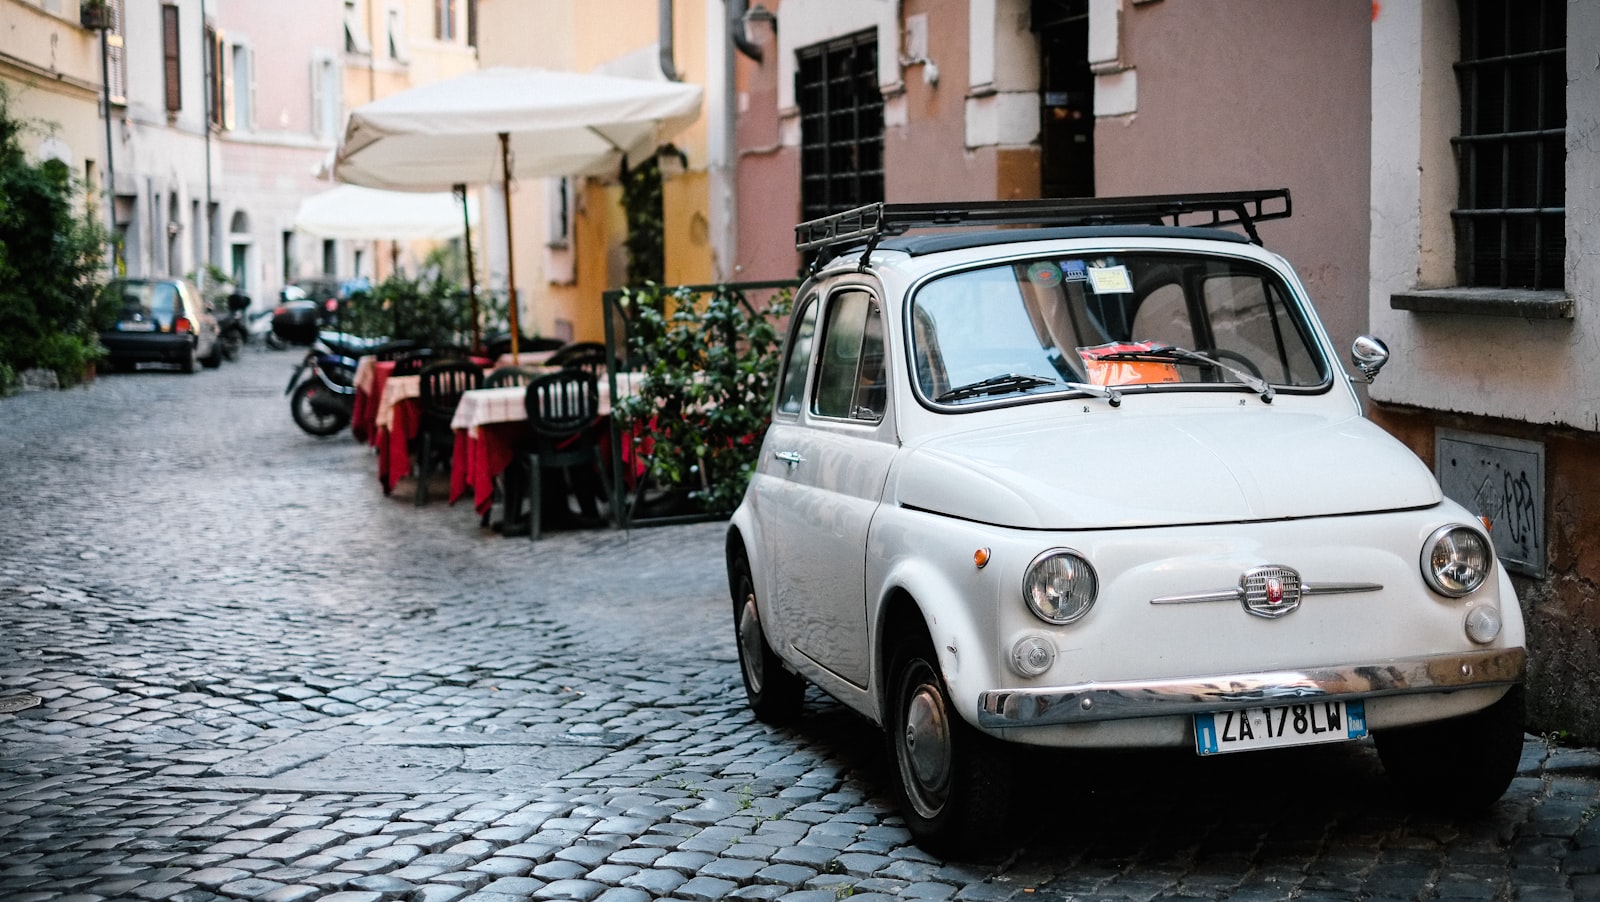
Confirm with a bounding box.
[812,289,885,422]
[775,296,819,417]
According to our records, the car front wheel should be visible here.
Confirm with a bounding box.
[731,554,804,723]
[1374,684,1526,814]
[885,631,1014,855]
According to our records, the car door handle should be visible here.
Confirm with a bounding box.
[773,450,804,466]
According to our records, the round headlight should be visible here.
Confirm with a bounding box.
[1422,525,1493,597]
[1023,549,1098,624]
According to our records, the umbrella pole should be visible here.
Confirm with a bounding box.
[454,184,480,353]
[500,132,519,363]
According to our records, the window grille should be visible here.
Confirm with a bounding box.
[1453,0,1565,290]
[797,30,884,225]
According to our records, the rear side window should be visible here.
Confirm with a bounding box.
[775,297,819,416]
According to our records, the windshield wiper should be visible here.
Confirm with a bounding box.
[1090,345,1275,403]
[936,373,1061,403]
[1064,381,1123,407]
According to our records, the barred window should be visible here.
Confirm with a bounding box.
[797,30,884,224]
[1453,0,1565,290]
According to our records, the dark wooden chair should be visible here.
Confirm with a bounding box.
[514,368,604,539]
[413,359,483,505]
[484,366,538,388]
[545,341,608,380]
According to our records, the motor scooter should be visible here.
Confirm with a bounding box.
[285,332,388,436]
[215,293,251,361]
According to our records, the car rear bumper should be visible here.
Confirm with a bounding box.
[975,647,1525,727]
[100,332,194,362]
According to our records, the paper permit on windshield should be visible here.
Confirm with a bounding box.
[1078,341,1182,387]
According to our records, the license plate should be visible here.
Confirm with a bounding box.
[1194,699,1366,756]
[118,321,156,332]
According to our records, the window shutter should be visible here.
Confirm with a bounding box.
[162,4,181,113]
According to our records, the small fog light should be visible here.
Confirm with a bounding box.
[1464,605,1502,644]
[1010,636,1056,677]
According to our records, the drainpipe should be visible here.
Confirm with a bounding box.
[658,0,680,81]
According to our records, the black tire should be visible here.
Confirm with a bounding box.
[180,345,198,374]
[290,379,350,437]
[730,554,804,723]
[1375,684,1526,814]
[201,338,224,368]
[885,631,1015,855]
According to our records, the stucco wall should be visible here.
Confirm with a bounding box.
[1095,0,1373,356]
[1368,0,1600,433]
[1367,0,1600,743]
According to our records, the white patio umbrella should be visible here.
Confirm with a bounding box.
[293,184,477,241]
[333,67,704,358]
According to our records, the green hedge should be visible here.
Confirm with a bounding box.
[0,85,106,392]
[611,281,796,518]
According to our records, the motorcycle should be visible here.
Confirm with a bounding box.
[215,293,252,361]
[285,332,389,436]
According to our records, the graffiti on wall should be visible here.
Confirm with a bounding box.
[1436,430,1545,578]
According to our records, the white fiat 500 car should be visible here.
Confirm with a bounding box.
[726,191,1526,853]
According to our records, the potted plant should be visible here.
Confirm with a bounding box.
[80,0,109,30]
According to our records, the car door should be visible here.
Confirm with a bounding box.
[760,284,896,689]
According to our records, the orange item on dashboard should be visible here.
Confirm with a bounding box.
[1077,341,1183,386]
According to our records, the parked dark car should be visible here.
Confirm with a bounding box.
[98,278,223,373]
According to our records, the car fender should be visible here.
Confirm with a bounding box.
[867,506,1006,729]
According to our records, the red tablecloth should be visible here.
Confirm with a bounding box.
[352,359,394,445]
[374,397,421,494]
[450,421,522,515]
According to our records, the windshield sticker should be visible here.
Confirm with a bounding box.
[1088,265,1133,294]
[1061,259,1088,282]
[1027,261,1062,287]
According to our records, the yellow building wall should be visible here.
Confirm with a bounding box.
[476,0,714,344]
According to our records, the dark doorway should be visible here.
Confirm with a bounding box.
[1034,0,1094,198]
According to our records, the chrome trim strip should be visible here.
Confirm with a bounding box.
[1150,588,1240,605]
[1149,581,1382,604]
[1303,581,1383,596]
[976,647,1524,727]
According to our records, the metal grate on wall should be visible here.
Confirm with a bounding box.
[1453,0,1566,291]
[797,30,885,226]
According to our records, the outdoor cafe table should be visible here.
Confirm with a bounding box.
[369,359,492,494]
[350,356,393,443]
[447,372,643,517]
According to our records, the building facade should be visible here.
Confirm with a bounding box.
[0,0,106,228]
[1367,0,1600,740]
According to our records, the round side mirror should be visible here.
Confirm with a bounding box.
[1351,335,1390,382]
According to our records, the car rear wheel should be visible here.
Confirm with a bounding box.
[180,345,197,374]
[885,631,1014,855]
[1375,684,1525,814]
[730,554,804,723]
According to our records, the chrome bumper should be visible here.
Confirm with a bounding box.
[976,647,1525,727]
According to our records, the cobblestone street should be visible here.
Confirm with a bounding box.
[1,347,1597,902]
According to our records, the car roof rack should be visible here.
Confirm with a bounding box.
[795,189,1292,270]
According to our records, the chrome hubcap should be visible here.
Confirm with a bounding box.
[901,677,952,816]
[738,594,765,693]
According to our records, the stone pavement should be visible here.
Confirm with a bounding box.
[1,346,1597,902]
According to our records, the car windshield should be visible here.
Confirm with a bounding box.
[909,251,1329,405]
